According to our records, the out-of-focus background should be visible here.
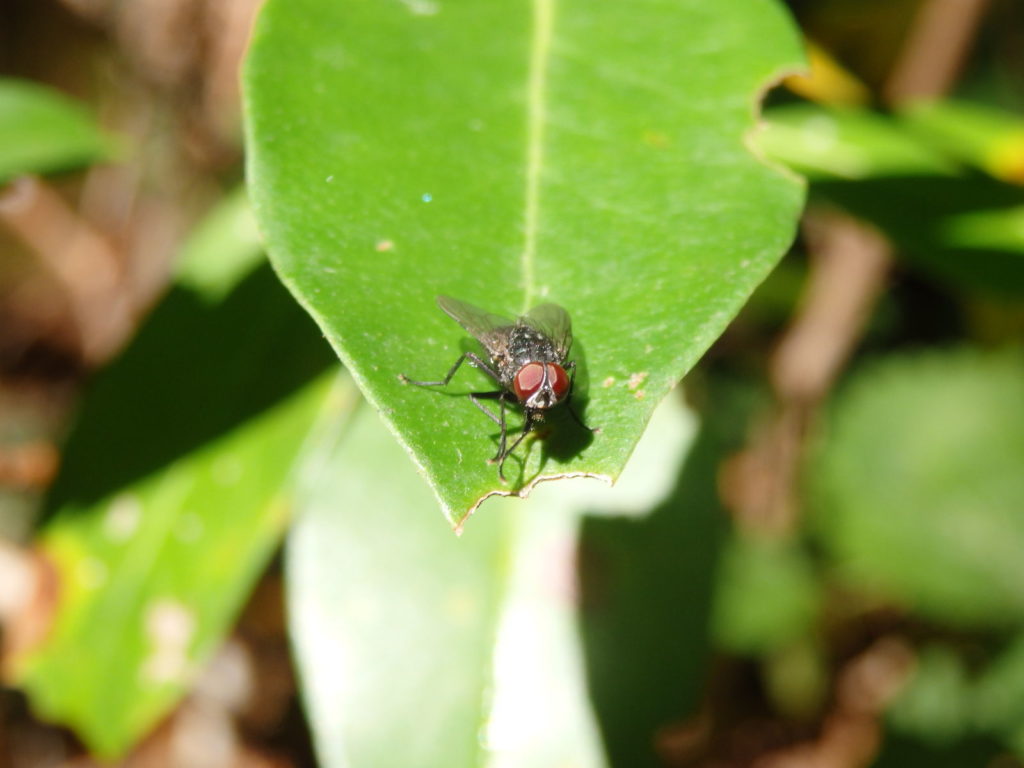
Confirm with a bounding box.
[2,0,1024,766]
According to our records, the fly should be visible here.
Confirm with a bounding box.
[400,295,591,482]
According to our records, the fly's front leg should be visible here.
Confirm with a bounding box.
[468,391,504,426]
[400,352,499,388]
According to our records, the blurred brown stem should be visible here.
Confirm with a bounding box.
[725,0,989,538]
[0,177,134,364]
[884,0,992,105]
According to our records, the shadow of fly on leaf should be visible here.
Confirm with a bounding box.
[400,295,595,483]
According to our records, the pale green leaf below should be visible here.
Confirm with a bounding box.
[245,0,806,526]
[0,78,118,182]
[287,399,510,768]
[288,388,694,768]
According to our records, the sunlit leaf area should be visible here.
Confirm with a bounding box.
[1,0,1023,766]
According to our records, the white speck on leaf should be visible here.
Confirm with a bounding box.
[400,0,440,15]
[627,371,648,391]
[141,598,196,685]
[104,494,141,541]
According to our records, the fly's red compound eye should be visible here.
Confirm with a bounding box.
[546,363,570,400]
[513,362,571,404]
[513,362,545,401]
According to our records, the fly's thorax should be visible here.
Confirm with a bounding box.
[508,325,560,368]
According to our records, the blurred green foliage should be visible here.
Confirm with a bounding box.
[811,348,1024,629]
[0,77,118,182]
[3,0,1024,765]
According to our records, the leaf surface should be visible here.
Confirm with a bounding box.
[245,0,805,525]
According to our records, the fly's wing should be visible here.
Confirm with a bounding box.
[522,303,573,359]
[436,295,514,358]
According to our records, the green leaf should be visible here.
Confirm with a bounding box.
[45,265,335,513]
[288,399,509,768]
[288,389,695,768]
[175,187,265,301]
[756,103,957,180]
[289,404,606,768]
[13,260,336,757]
[890,634,1024,757]
[758,104,1024,297]
[244,0,806,526]
[813,176,1024,297]
[810,347,1024,628]
[15,372,349,758]
[577,379,753,767]
[0,78,117,183]
[899,99,1024,184]
[871,735,1005,768]
[937,204,1024,253]
[973,635,1024,745]
[711,535,820,655]
[888,645,971,745]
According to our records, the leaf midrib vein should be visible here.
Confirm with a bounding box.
[521,0,554,310]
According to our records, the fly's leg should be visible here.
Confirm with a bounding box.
[563,361,597,431]
[470,392,511,483]
[493,395,509,469]
[468,391,504,426]
[469,394,532,483]
[499,411,536,482]
[400,352,499,388]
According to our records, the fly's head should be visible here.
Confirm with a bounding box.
[512,362,571,410]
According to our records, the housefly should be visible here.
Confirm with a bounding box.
[400,295,590,482]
